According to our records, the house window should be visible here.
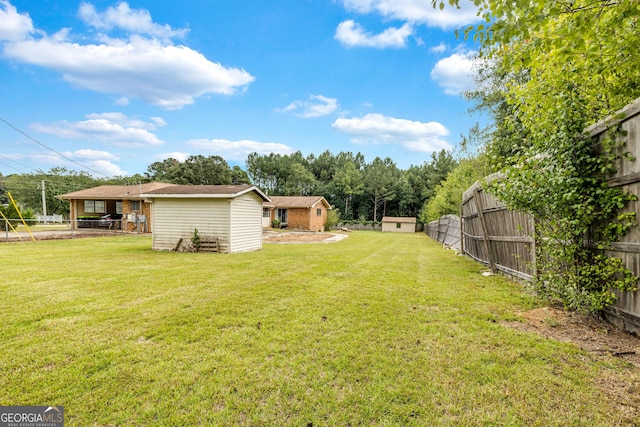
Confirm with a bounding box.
[263,208,270,218]
[84,200,105,213]
[316,208,322,216]
[396,223,402,229]
[130,200,141,211]
[277,208,288,223]
[116,201,123,214]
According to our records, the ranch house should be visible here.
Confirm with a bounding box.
[263,196,331,232]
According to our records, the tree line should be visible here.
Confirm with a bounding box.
[1,150,458,222]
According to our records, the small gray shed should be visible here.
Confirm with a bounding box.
[141,185,270,253]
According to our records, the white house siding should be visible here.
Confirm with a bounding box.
[381,222,416,233]
[230,193,264,253]
[262,208,272,228]
[151,198,231,252]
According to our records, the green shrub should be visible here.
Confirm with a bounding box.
[0,204,36,227]
[191,228,201,252]
[325,209,340,230]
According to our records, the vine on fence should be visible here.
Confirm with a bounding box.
[491,96,638,313]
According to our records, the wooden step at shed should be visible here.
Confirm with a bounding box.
[198,237,219,253]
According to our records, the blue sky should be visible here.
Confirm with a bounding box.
[0,0,482,177]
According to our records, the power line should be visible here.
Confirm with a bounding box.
[0,154,38,173]
[0,117,109,178]
[3,178,97,192]
[0,159,23,174]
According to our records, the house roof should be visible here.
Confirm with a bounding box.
[264,196,331,209]
[141,184,270,202]
[382,216,417,223]
[57,182,176,200]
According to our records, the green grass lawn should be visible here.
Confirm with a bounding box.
[1,232,637,426]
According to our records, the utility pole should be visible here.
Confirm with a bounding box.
[41,180,47,224]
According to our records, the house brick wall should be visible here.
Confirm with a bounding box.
[310,206,327,232]
[286,208,310,229]
[121,199,153,233]
[271,205,327,231]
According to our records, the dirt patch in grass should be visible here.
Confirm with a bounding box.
[263,232,341,243]
[505,307,640,366]
[504,307,640,420]
[2,229,124,242]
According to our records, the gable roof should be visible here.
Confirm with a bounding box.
[58,182,176,200]
[265,196,331,209]
[141,184,270,201]
[382,216,417,224]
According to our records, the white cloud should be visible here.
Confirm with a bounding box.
[64,149,119,161]
[5,150,126,176]
[31,113,166,147]
[430,51,478,95]
[276,95,339,118]
[84,112,167,130]
[156,152,189,162]
[186,139,294,161]
[78,2,188,40]
[430,42,447,53]
[0,0,33,41]
[340,0,480,29]
[335,20,413,49]
[0,2,254,109]
[90,160,126,176]
[332,113,451,153]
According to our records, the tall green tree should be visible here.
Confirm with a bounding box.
[333,160,364,219]
[146,156,235,185]
[306,150,337,183]
[422,150,458,202]
[0,172,8,205]
[231,166,251,185]
[4,168,100,217]
[364,157,401,222]
[246,151,318,196]
[439,0,640,128]
[246,152,284,194]
[396,150,457,218]
[282,162,318,195]
[420,156,490,222]
[145,158,181,182]
[174,155,232,185]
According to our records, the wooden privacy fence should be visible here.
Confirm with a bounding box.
[427,214,461,251]
[461,175,536,282]
[436,97,640,334]
[589,98,640,333]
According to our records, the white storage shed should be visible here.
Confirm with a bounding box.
[141,185,270,253]
[381,216,417,233]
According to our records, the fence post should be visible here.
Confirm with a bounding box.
[444,216,451,244]
[473,187,496,273]
[531,216,538,281]
[459,208,465,255]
